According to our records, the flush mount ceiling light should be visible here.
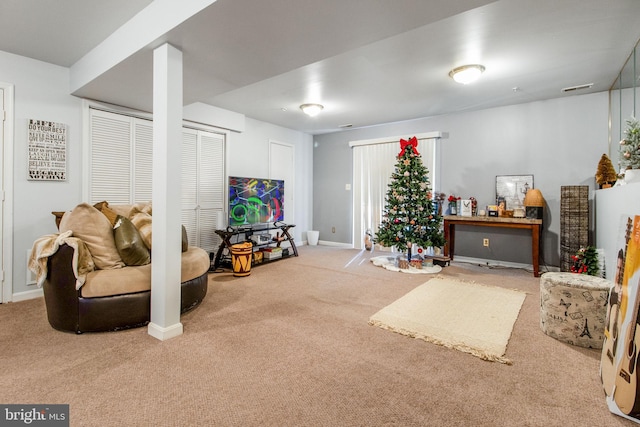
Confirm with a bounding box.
[449,64,486,85]
[300,103,324,117]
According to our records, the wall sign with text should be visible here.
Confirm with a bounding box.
[28,119,67,181]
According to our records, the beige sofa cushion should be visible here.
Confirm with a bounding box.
[80,246,210,298]
[59,203,125,270]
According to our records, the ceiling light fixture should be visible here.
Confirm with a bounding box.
[300,103,324,117]
[449,64,486,84]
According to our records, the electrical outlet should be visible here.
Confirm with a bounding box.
[332,227,336,233]
[483,238,489,247]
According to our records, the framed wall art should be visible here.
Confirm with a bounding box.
[495,174,533,209]
[27,119,67,181]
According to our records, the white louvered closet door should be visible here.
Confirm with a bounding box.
[133,120,153,203]
[89,109,225,253]
[89,109,132,204]
[198,131,225,253]
[181,130,199,246]
[181,129,225,253]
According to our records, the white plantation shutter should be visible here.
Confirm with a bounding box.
[89,108,225,253]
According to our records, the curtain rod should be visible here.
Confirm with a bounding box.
[348,131,448,148]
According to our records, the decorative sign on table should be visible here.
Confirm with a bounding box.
[27,119,67,181]
[459,199,473,216]
[495,174,533,210]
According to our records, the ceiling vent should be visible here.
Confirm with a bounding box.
[561,83,593,93]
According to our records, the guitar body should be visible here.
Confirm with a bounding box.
[603,217,634,400]
[614,328,640,415]
[613,216,640,416]
[602,304,621,396]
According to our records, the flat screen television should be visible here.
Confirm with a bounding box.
[228,176,285,227]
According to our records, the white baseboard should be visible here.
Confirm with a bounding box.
[317,240,353,248]
[452,256,559,273]
[147,322,183,341]
[12,287,43,302]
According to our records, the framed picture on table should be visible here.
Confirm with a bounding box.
[496,175,533,210]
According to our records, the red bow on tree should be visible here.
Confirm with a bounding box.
[399,137,419,156]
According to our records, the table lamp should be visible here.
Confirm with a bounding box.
[523,188,544,219]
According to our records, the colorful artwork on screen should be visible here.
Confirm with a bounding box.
[228,176,284,226]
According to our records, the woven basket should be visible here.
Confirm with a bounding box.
[560,186,589,272]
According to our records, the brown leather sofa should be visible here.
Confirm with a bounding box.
[43,243,209,333]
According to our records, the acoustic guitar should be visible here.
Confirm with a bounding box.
[602,217,633,396]
[613,216,640,415]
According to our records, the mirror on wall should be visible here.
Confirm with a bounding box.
[610,39,640,173]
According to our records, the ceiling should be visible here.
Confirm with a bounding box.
[2,0,640,135]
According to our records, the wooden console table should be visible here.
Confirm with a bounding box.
[443,215,543,277]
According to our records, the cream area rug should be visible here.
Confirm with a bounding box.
[369,276,526,364]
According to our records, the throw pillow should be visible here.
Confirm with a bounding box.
[132,202,152,216]
[182,225,188,252]
[59,203,125,269]
[98,202,118,227]
[130,207,152,249]
[93,201,108,211]
[113,215,151,266]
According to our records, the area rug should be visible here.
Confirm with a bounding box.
[369,276,526,364]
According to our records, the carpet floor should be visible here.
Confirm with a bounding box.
[0,245,634,426]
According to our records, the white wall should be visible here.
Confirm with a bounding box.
[313,92,610,268]
[0,51,84,300]
[228,117,313,243]
[1,50,314,298]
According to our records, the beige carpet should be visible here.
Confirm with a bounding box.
[2,246,632,426]
[369,276,527,364]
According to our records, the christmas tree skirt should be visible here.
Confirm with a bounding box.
[370,256,442,274]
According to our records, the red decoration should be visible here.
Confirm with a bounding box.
[417,248,423,254]
[399,137,419,157]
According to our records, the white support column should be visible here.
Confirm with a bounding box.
[148,43,183,341]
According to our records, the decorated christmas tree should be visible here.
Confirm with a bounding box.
[375,137,445,261]
[620,116,640,170]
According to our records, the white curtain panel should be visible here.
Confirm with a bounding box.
[352,137,437,250]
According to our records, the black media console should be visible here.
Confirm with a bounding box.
[212,222,297,271]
